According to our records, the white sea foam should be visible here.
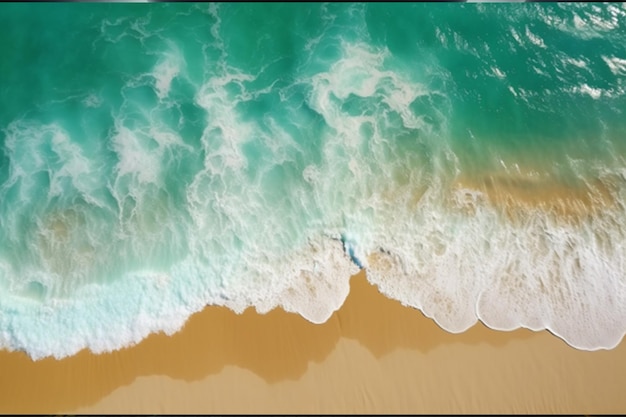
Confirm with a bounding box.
[490,66,506,79]
[151,43,185,100]
[510,28,523,46]
[153,59,180,100]
[557,6,625,40]
[544,12,596,41]
[374,158,625,342]
[2,121,52,195]
[193,71,256,173]
[525,26,547,49]
[111,124,162,185]
[82,93,102,108]
[2,122,105,207]
[574,14,587,30]
[0,228,361,359]
[602,56,626,76]
[48,129,99,198]
[564,57,587,69]
[572,83,603,99]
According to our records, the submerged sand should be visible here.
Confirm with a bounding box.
[0,270,624,414]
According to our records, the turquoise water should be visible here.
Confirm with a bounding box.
[1,3,626,359]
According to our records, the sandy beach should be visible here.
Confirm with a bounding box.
[0,270,624,414]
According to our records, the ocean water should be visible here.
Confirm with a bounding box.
[1,2,626,359]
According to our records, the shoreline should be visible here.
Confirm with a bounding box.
[1,270,625,413]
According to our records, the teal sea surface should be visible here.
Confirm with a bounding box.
[2,3,626,359]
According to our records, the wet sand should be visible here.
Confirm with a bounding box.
[0,270,625,414]
[453,167,621,223]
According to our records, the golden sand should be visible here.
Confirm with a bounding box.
[0,270,625,414]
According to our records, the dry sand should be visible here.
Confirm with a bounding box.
[1,270,625,414]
